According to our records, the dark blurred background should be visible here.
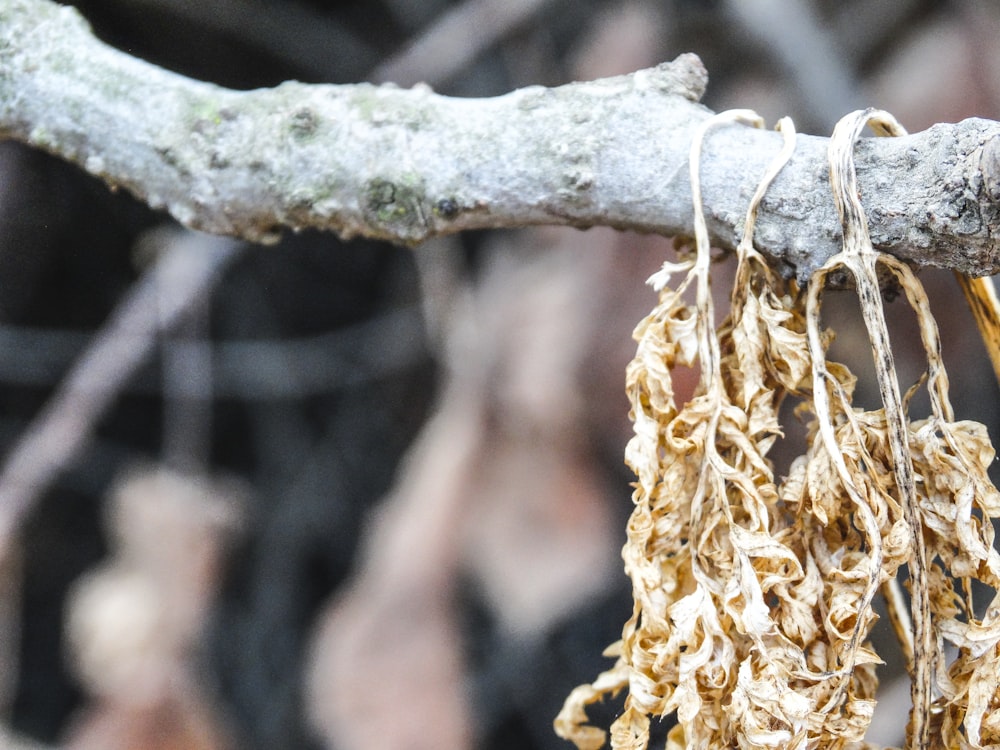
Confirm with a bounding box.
[1,1,999,749]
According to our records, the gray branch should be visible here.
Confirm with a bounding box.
[2,0,1000,281]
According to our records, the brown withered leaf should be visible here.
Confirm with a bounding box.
[557,109,1000,750]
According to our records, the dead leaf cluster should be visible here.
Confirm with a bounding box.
[63,467,243,750]
[557,110,1000,750]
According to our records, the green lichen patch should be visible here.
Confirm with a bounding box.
[363,176,429,241]
[289,107,319,140]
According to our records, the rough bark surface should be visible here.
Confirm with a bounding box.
[2,0,1000,281]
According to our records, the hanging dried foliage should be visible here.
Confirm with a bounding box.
[555,109,1000,750]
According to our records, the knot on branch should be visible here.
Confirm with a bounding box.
[649,53,709,103]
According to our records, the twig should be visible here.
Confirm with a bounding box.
[101,0,377,81]
[831,0,924,68]
[0,230,241,553]
[0,306,427,397]
[724,0,863,129]
[2,0,1000,280]
[371,0,557,87]
[955,273,1000,386]
[160,267,213,473]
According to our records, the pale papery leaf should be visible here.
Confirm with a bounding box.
[760,290,812,390]
[557,109,1000,750]
[554,659,629,749]
[647,259,696,293]
[609,706,651,750]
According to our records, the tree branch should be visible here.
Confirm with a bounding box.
[2,0,1000,280]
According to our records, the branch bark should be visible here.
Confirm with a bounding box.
[2,0,1000,280]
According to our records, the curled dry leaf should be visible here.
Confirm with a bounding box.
[556,110,1000,750]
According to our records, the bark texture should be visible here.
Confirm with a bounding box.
[2,0,1000,281]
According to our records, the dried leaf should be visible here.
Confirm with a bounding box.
[557,109,1000,750]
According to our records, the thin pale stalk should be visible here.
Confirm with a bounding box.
[827,109,931,750]
[955,273,1000,390]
